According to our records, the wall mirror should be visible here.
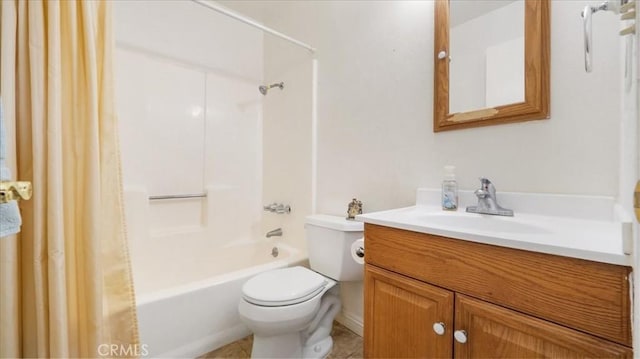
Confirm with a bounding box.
[434,0,550,132]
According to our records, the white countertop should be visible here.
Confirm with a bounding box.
[356,189,632,266]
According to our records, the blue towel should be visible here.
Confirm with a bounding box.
[0,97,22,238]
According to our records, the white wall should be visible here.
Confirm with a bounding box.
[258,0,621,207]
[114,1,264,243]
[257,0,622,334]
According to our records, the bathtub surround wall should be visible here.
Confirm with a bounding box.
[247,0,623,337]
[115,0,264,243]
[261,35,315,253]
[115,1,263,81]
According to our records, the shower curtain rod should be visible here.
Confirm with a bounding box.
[190,0,317,54]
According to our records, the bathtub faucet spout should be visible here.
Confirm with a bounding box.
[266,228,283,238]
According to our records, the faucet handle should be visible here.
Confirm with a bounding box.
[264,202,291,214]
[479,177,495,190]
[275,204,291,214]
[474,188,489,199]
[478,177,498,198]
[479,177,492,185]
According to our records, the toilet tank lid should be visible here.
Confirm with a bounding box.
[305,214,364,232]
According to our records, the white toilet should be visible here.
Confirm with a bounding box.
[238,214,364,358]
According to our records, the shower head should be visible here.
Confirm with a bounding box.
[259,82,284,95]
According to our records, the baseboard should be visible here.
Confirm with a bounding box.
[335,311,363,337]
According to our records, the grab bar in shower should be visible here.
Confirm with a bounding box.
[149,193,207,201]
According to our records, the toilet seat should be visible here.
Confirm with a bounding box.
[242,266,328,307]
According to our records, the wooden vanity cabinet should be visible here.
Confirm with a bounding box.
[365,265,453,358]
[363,224,633,358]
[455,294,631,358]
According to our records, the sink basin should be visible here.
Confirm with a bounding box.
[415,212,552,234]
[356,189,631,266]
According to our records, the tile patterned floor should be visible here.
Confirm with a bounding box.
[199,322,363,359]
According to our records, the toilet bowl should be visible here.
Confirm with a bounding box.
[238,266,341,358]
[237,215,364,358]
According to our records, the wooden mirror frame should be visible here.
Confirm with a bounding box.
[434,0,550,132]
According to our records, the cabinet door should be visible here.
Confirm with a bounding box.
[454,294,632,358]
[364,265,453,358]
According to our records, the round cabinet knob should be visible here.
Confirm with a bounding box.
[454,330,468,344]
[432,322,446,336]
[438,50,447,59]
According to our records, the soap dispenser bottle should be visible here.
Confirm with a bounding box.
[442,165,458,211]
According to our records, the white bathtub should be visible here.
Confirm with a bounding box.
[131,234,305,358]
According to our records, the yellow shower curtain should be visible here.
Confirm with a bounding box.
[0,0,139,357]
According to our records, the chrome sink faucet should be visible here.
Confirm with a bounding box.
[466,178,514,216]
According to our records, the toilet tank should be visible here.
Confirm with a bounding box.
[305,214,364,281]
